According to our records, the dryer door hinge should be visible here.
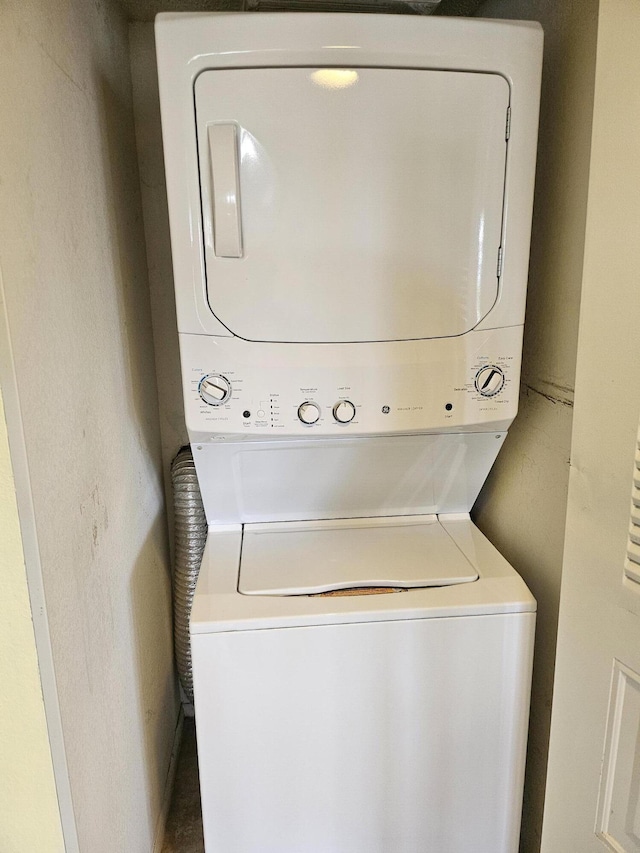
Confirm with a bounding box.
[497,246,503,278]
[505,106,511,140]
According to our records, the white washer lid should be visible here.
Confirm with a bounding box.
[238,516,478,596]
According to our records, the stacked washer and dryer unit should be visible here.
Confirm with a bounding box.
[156,13,543,853]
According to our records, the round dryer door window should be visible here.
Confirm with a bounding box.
[195,67,509,344]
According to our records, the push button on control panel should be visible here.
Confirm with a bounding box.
[199,373,232,406]
[333,400,356,423]
[475,365,505,397]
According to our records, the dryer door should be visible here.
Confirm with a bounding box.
[195,67,509,343]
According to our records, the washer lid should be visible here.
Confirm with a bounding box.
[238,516,478,596]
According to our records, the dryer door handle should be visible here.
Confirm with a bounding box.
[208,123,243,258]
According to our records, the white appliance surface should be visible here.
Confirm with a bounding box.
[157,15,542,853]
[191,515,536,853]
[180,325,522,441]
[192,432,507,524]
[156,13,543,479]
[191,514,535,633]
[196,67,508,343]
[156,14,542,339]
[238,515,479,595]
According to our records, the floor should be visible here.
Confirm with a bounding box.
[162,718,204,853]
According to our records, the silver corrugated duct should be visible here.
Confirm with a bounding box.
[171,447,207,704]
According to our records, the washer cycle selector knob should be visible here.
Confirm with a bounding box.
[333,400,356,424]
[298,401,321,425]
[199,373,232,406]
[475,365,505,397]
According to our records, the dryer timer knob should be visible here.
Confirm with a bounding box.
[199,373,232,406]
[475,365,505,397]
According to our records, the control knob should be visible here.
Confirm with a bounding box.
[475,365,505,397]
[199,373,232,406]
[298,401,321,425]
[333,400,356,423]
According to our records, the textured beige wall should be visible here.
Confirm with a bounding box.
[472,2,599,851]
[0,385,64,853]
[0,1,179,850]
[129,22,189,552]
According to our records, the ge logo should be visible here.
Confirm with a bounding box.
[382,406,390,414]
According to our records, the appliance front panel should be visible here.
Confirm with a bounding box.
[180,325,521,441]
[191,432,506,524]
[195,67,509,343]
[192,611,535,852]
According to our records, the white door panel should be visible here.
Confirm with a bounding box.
[541,3,640,850]
[196,67,509,343]
[596,659,640,851]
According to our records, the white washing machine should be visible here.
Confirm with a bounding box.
[156,13,543,852]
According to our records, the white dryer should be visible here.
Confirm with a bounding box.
[156,12,543,853]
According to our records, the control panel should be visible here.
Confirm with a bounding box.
[180,326,523,441]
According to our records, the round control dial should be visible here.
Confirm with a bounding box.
[333,400,356,424]
[199,373,232,406]
[298,401,321,425]
[475,365,505,397]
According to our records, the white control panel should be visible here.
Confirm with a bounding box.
[180,326,523,442]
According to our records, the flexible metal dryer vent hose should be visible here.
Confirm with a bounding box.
[171,447,207,704]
